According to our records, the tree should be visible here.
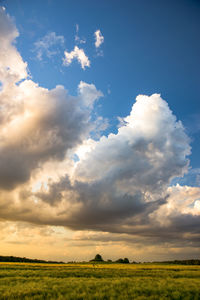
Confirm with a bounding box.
[115,258,130,263]
[115,258,124,263]
[90,254,104,262]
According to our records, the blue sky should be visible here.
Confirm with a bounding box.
[0,0,200,261]
[4,0,200,170]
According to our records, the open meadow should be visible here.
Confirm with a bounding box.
[0,262,200,299]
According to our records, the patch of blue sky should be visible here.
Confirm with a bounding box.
[171,168,200,187]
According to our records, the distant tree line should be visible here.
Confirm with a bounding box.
[90,254,131,264]
[0,255,64,264]
[90,255,200,265]
[1,254,199,265]
[162,259,200,265]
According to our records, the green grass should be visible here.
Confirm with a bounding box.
[0,263,200,299]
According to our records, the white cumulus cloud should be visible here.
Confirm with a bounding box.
[78,81,103,108]
[63,46,90,69]
[0,7,27,85]
[94,29,104,48]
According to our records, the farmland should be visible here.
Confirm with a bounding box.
[0,263,200,299]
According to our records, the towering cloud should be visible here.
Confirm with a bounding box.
[26,94,191,233]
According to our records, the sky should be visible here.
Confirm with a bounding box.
[0,0,199,262]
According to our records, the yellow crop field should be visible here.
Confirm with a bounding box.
[0,262,200,299]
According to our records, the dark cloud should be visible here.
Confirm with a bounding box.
[0,83,98,189]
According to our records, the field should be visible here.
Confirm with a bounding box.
[0,263,200,299]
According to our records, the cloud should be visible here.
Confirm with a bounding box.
[75,94,190,187]
[150,185,200,226]
[0,7,199,259]
[1,220,199,262]
[63,46,90,69]
[94,29,104,48]
[78,81,103,108]
[0,81,102,190]
[75,24,86,44]
[21,93,193,242]
[0,93,192,237]
[33,32,64,60]
[0,8,101,190]
[0,7,27,85]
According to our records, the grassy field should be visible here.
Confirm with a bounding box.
[0,262,200,299]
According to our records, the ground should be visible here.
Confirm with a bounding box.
[0,262,200,299]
